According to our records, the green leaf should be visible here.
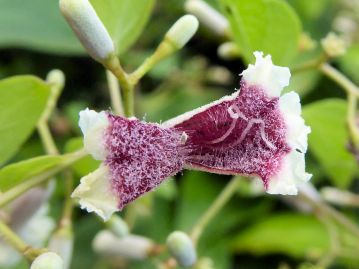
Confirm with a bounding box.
[64,137,100,177]
[90,0,156,55]
[0,0,83,55]
[303,99,357,188]
[220,0,301,65]
[0,76,50,165]
[231,213,330,258]
[0,155,64,192]
[339,45,359,85]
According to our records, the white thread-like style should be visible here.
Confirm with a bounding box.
[206,105,276,150]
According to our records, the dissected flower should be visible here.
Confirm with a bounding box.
[72,51,311,220]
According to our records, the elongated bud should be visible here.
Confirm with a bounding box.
[321,187,359,207]
[166,231,196,268]
[106,215,129,238]
[60,0,115,63]
[93,231,154,260]
[185,0,228,36]
[217,42,241,60]
[30,252,64,269]
[165,15,199,49]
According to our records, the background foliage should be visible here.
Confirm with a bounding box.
[1,0,359,268]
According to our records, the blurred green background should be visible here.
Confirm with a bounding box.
[1,0,359,268]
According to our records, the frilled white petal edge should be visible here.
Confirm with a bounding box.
[267,150,312,195]
[72,165,118,221]
[79,108,109,161]
[279,92,311,153]
[241,51,291,97]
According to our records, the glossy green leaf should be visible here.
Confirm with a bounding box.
[0,76,50,165]
[231,213,330,258]
[220,0,301,65]
[0,0,83,55]
[303,99,357,188]
[0,155,64,192]
[64,137,100,177]
[90,0,156,55]
[0,0,155,56]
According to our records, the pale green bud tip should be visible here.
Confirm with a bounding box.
[217,42,241,60]
[166,231,196,267]
[107,215,129,238]
[46,69,65,87]
[321,32,347,57]
[166,15,199,49]
[60,0,115,63]
[30,252,64,269]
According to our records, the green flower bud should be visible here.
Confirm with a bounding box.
[166,231,196,268]
[93,231,153,260]
[46,69,65,88]
[30,252,64,269]
[165,15,199,49]
[321,32,347,57]
[106,215,129,238]
[60,0,115,63]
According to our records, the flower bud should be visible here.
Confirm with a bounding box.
[217,42,241,60]
[321,187,359,207]
[321,32,347,57]
[166,231,196,268]
[30,252,64,269]
[46,69,65,88]
[106,215,129,238]
[48,228,73,269]
[93,231,154,260]
[165,15,199,49]
[60,0,115,63]
[185,0,228,36]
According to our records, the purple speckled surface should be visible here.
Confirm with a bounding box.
[105,116,187,209]
[103,81,291,209]
[173,82,291,187]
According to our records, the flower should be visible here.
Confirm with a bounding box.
[72,51,311,220]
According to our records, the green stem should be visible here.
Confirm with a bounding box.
[104,57,134,117]
[129,40,175,85]
[0,149,87,208]
[299,192,359,239]
[60,169,74,229]
[0,220,46,261]
[37,121,59,155]
[320,63,359,146]
[320,63,359,97]
[190,177,241,245]
[106,70,124,116]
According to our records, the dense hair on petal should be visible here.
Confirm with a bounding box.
[105,115,187,209]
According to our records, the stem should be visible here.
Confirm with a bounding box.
[320,63,359,97]
[299,192,359,239]
[0,219,46,261]
[291,57,323,73]
[37,72,64,155]
[129,41,175,84]
[104,57,134,117]
[37,121,59,155]
[106,70,124,116]
[60,169,74,229]
[0,150,87,208]
[190,177,241,244]
[320,63,359,146]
